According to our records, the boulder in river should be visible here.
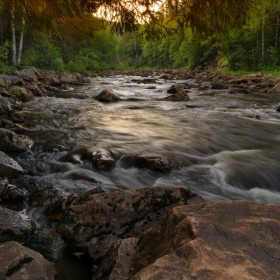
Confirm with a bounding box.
[120,153,173,172]
[0,241,55,280]
[88,150,116,171]
[128,200,280,280]
[0,128,33,153]
[167,84,185,94]
[57,186,203,260]
[160,91,190,101]
[0,151,24,178]
[95,89,121,102]
[0,206,35,243]
[275,102,280,112]
[211,83,228,89]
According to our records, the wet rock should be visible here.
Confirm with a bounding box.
[26,84,44,96]
[130,200,280,280]
[0,241,55,280]
[159,74,173,80]
[1,182,38,204]
[30,186,65,207]
[10,86,35,102]
[89,150,116,171]
[15,67,42,82]
[142,79,157,84]
[92,238,138,280]
[0,75,22,88]
[121,153,173,172]
[59,72,81,84]
[237,88,251,94]
[0,177,8,198]
[0,128,33,153]
[45,193,78,221]
[211,83,228,89]
[0,206,35,243]
[57,186,203,260]
[0,151,24,178]
[95,89,121,102]
[160,92,190,101]
[199,91,214,96]
[268,81,280,93]
[0,118,29,133]
[167,84,185,94]
[43,74,62,86]
[10,111,25,123]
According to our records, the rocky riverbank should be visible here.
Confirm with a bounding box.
[0,67,280,279]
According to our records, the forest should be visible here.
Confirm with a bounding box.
[0,0,279,74]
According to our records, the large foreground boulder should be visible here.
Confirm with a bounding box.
[0,241,55,280]
[57,187,203,260]
[0,128,33,153]
[129,200,280,280]
[0,151,24,178]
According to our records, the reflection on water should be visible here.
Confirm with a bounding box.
[16,75,280,207]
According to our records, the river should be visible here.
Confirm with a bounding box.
[9,74,280,266]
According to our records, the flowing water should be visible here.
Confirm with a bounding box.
[9,74,280,265]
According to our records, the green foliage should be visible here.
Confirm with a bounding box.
[0,40,15,74]
[9,86,21,100]
[22,33,65,71]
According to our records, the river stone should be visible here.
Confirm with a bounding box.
[56,186,204,260]
[95,89,121,102]
[160,92,190,101]
[120,153,173,172]
[0,241,55,280]
[11,87,35,102]
[59,72,79,84]
[0,118,29,133]
[275,102,280,112]
[30,186,65,207]
[0,151,24,178]
[0,75,22,88]
[268,81,280,93]
[0,128,34,153]
[167,84,184,94]
[211,83,228,89]
[15,67,42,82]
[129,200,280,280]
[89,150,116,171]
[26,84,44,96]
[0,206,35,243]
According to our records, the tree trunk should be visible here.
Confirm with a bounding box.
[275,0,280,50]
[17,9,26,66]
[11,0,17,66]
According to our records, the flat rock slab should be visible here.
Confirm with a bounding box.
[0,151,24,178]
[57,187,203,260]
[0,206,35,243]
[0,241,55,280]
[130,200,280,280]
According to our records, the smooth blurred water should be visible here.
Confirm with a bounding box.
[14,74,280,207]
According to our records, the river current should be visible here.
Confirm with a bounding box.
[14,74,280,208]
[6,73,280,270]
